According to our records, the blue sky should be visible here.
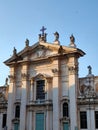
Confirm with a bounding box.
[0,0,98,85]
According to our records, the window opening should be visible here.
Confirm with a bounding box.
[63,102,69,117]
[36,80,45,100]
[80,111,87,129]
[15,105,20,118]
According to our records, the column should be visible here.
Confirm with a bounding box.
[19,64,29,130]
[68,57,78,130]
[52,58,60,130]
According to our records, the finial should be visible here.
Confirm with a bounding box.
[88,65,92,75]
[25,38,29,47]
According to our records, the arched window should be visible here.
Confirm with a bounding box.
[63,102,69,117]
[15,105,20,118]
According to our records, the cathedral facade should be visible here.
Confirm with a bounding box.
[0,27,98,130]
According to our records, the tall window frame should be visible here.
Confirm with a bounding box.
[15,105,20,118]
[80,111,87,129]
[2,113,7,128]
[63,102,69,117]
[36,80,45,100]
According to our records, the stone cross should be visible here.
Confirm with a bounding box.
[40,26,47,36]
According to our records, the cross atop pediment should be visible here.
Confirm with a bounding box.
[40,26,47,36]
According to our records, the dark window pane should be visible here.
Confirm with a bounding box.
[36,80,45,100]
[15,105,20,118]
[2,114,7,128]
[95,111,98,128]
[63,103,69,117]
[80,111,87,129]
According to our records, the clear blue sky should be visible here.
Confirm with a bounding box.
[0,0,98,85]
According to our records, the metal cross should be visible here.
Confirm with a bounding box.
[40,26,47,35]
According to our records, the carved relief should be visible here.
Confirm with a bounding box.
[37,49,46,57]
[79,84,96,98]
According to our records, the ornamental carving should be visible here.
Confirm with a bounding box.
[68,66,78,75]
[21,73,29,80]
[79,84,97,98]
[52,68,59,76]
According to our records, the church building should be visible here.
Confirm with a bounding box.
[0,27,98,130]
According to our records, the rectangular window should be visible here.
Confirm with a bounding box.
[95,111,98,128]
[80,111,87,129]
[36,113,44,130]
[36,80,45,100]
[2,114,7,128]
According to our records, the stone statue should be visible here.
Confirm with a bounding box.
[70,34,75,43]
[5,78,8,85]
[88,65,92,74]
[25,39,29,47]
[13,47,17,56]
[54,32,59,41]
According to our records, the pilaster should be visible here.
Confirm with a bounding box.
[30,79,34,102]
[7,67,16,130]
[52,58,60,130]
[19,63,29,130]
[68,56,78,130]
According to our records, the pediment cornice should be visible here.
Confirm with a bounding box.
[4,41,85,66]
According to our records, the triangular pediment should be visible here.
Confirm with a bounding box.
[4,42,85,65]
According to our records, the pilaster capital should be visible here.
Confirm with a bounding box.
[8,74,16,83]
[68,66,78,75]
[21,73,29,81]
